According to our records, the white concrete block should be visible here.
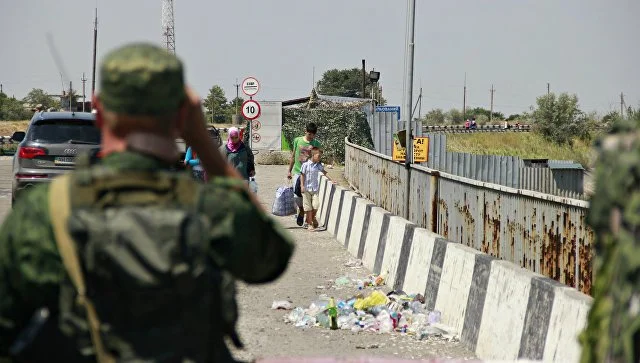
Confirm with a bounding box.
[327,187,346,235]
[475,261,533,360]
[543,287,592,362]
[347,198,375,256]
[361,207,387,271]
[336,191,358,245]
[434,243,480,335]
[401,228,438,296]
[379,216,410,289]
[317,176,329,223]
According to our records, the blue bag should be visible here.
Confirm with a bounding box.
[272,182,296,216]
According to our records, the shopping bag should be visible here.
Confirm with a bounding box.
[272,181,296,216]
[249,177,258,194]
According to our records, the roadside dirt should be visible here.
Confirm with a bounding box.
[229,164,475,362]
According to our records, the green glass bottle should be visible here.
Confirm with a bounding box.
[328,297,339,330]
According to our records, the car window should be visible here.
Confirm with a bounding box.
[28,119,100,144]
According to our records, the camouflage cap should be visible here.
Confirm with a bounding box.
[99,42,186,116]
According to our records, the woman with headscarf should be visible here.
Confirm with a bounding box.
[219,127,255,181]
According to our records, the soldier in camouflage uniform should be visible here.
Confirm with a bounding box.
[0,43,294,362]
[579,117,640,363]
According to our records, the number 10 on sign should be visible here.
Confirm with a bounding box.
[241,99,261,120]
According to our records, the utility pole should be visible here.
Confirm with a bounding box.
[0,83,3,93]
[463,72,467,119]
[361,59,366,99]
[234,79,240,115]
[81,73,87,112]
[91,8,98,96]
[489,84,495,122]
[403,0,416,220]
[418,86,423,120]
[547,82,550,96]
[620,92,625,118]
[69,81,73,111]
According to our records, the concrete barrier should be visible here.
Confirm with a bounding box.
[317,176,592,362]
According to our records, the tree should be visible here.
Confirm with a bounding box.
[0,92,31,120]
[532,92,585,145]
[465,107,505,122]
[227,96,244,116]
[204,85,228,123]
[422,108,445,125]
[316,68,386,104]
[446,108,464,123]
[22,88,57,109]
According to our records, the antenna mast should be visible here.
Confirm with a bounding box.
[162,0,176,54]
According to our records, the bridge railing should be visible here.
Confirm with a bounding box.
[344,137,593,295]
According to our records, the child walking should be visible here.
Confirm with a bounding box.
[299,147,335,231]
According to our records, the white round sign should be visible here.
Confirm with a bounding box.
[241,99,261,120]
[241,77,260,97]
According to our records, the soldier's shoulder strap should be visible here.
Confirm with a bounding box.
[48,174,116,363]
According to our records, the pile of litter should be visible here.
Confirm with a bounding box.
[281,289,458,342]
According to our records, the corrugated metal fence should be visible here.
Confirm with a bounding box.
[367,110,423,157]
[344,138,593,295]
[366,115,586,199]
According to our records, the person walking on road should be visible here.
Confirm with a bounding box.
[287,122,321,227]
[0,42,294,363]
[299,147,334,231]
[220,126,255,181]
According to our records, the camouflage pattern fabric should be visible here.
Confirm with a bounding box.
[579,119,640,363]
[99,43,186,116]
[0,151,294,361]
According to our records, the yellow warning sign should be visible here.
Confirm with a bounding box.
[392,135,429,163]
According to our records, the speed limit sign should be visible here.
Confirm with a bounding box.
[241,99,261,120]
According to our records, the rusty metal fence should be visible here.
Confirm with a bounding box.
[344,138,593,295]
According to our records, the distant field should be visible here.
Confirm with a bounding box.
[446,132,597,169]
[0,121,29,136]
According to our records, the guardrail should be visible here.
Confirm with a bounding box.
[422,124,531,133]
[344,137,593,295]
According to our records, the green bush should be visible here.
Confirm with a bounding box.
[282,107,373,164]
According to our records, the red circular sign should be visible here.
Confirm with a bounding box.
[241,99,261,120]
[252,133,261,142]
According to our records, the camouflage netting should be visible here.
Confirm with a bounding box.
[280,91,374,164]
[578,118,640,362]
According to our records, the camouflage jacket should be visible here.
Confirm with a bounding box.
[0,151,294,361]
[579,122,640,362]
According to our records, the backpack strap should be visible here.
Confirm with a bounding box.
[49,174,116,363]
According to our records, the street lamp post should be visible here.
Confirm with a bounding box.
[369,70,380,107]
[403,0,417,220]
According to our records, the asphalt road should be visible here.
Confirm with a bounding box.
[0,159,475,361]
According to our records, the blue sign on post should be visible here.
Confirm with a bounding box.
[375,106,401,120]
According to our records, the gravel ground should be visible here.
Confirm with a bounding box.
[230,164,476,362]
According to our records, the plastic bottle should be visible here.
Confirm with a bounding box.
[327,297,339,330]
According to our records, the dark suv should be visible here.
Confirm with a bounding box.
[11,111,100,205]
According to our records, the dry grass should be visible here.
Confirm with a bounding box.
[0,120,30,136]
[446,133,597,168]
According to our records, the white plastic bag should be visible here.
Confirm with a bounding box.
[249,177,258,194]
